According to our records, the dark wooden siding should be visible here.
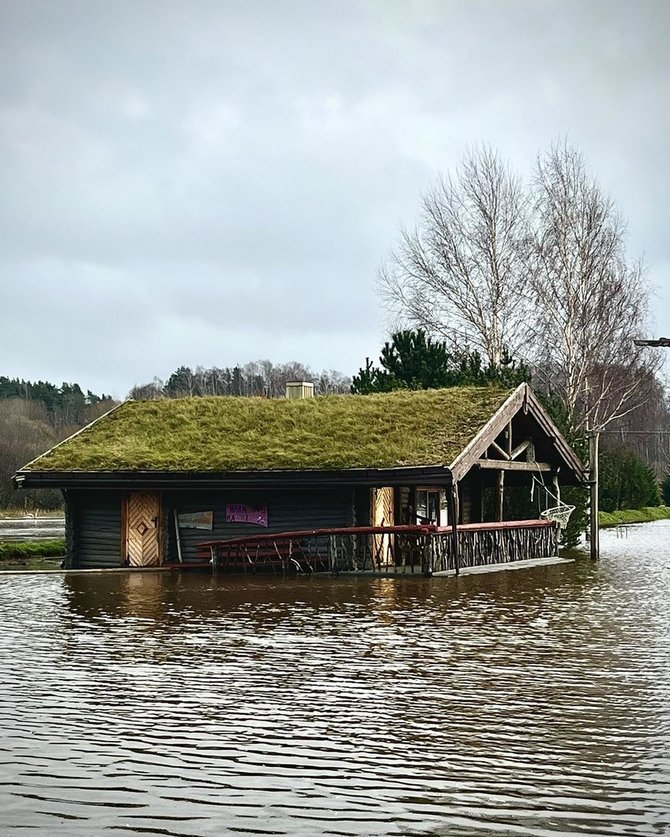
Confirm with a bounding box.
[166,489,354,563]
[353,487,371,527]
[69,490,123,569]
[66,487,354,568]
[63,489,75,569]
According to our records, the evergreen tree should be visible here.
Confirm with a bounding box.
[662,473,670,506]
[599,449,661,511]
[164,366,199,398]
[0,376,111,427]
[351,330,529,394]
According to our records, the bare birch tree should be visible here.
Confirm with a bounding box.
[379,140,661,434]
[378,146,530,365]
[527,143,661,433]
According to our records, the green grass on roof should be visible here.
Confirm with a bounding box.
[25,387,514,473]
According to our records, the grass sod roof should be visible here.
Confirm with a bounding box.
[24,387,515,473]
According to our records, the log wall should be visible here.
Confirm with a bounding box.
[68,490,123,569]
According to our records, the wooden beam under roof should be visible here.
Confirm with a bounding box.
[509,439,532,460]
[489,440,510,460]
[448,384,587,484]
[477,459,552,472]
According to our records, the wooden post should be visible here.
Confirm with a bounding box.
[449,485,459,576]
[589,428,600,561]
[63,489,75,569]
[453,481,460,524]
[496,470,505,521]
[173,509,183,563]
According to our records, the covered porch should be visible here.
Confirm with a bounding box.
[192,385,584,577]
[196,518,560,576]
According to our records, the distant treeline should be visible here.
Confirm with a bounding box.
[1,354,667,517]
[0,378,117,510]
[0,376,114,429]
[0,360,352,509]
[130,361,351,400]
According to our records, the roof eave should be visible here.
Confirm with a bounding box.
[13,464,453,491]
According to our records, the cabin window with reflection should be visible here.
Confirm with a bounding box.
[416,489,440,525]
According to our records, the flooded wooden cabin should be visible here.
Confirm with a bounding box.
[13,383,586,575]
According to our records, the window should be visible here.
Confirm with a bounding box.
[416,489,441,525]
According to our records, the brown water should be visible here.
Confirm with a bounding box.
[1,521,669,836]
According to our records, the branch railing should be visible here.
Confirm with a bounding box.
[432,520,559,572]
[196,519,558,576]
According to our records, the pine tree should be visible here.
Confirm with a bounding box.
[351,330,529,394]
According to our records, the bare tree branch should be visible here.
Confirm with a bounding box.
[378,145,531,365]
[378,140,662,435]
[527,142,661,432]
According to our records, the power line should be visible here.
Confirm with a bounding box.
[600,430,670,435]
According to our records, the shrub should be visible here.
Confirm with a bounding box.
[0,540,65,562]
[599,448,660,511]
[662,473,670,506]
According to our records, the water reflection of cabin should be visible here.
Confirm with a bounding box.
[13,383,586,574]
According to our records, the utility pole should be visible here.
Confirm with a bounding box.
[633,338,670,348]
[630,337,669,556]
[588,426,600,561]
[587,337,666,560]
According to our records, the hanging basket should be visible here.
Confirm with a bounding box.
[540,505,576,529]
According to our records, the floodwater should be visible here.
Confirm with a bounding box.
[0,517,65,541]
[0,523,669,836]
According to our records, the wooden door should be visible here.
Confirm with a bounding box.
[125,492,161,567]
[372,487,394,567]
[373,486,394,528]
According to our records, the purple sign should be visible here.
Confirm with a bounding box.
[226,504,268,527]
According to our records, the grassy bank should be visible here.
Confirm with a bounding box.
[599,506,670,528]
[0,540,65,571]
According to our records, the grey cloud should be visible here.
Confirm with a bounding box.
[1,0,668,396]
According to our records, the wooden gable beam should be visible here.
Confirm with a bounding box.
[448,385,527,483]
[449,383,588,485]
[477,459,552,472]
[488,440,510,460]
[486,438,534,463]
[509,439,532,460]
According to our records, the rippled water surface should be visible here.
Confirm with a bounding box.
[1,521,670,836]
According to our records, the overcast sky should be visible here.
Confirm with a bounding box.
[1,0,668,398]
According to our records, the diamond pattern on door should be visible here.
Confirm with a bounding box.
[126,492,161,567]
